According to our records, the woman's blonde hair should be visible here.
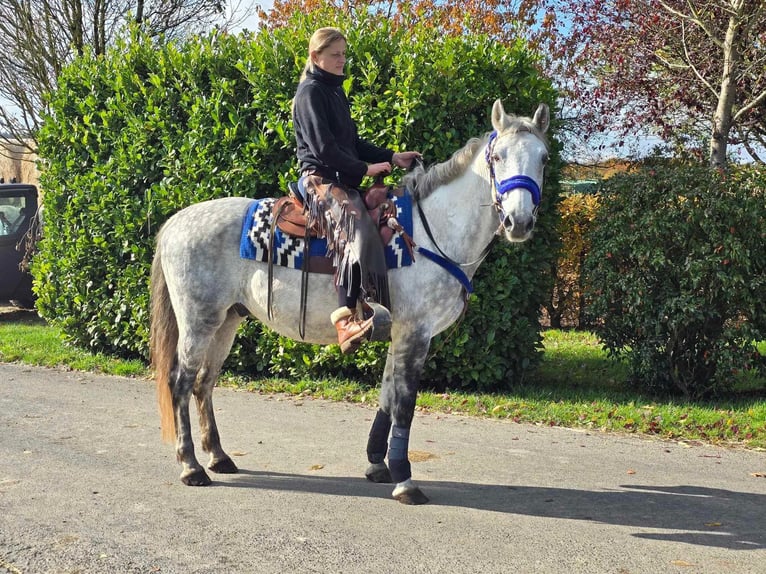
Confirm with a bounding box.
[299,27,347,82]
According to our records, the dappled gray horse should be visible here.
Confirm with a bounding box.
[150,99,550,504]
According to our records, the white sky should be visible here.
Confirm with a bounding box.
[225,0,272,32]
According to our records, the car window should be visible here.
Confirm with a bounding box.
[0,195,28,236]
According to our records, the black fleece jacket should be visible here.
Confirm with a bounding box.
[293,67,393,188]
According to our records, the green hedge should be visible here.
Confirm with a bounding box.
[34,10,560,391]
[583,163,766,398]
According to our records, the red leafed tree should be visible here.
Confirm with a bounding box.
[541,0,766,167]
[259,1,544,41]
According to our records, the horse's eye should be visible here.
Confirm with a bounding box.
[541,152,549,164]
[492,153,501,163]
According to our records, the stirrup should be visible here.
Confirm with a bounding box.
[359,300,392,343]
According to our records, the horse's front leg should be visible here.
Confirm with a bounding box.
[366,328,430,505]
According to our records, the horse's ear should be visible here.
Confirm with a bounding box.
[491,99,512,133]
[532,103,550,134]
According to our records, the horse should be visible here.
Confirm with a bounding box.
[150,99,550,505]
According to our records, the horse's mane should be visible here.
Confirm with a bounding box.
[402,116,548,201]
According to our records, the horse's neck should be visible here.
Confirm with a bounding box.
[416,165,497,273]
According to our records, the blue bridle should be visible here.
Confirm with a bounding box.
[485,131,542,208]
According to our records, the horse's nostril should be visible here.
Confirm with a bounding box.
[506,214,534,238]
[524,217,535,234]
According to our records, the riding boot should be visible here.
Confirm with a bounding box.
[331,307,373,354]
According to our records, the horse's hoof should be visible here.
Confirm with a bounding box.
[365,463,393,483]
[181,469,212,486]
[392,479,429,505]
[393,488,429,505]
[209,457,239,474]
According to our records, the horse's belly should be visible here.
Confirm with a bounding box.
[243,266,340,344]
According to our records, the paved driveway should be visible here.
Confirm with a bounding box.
[1,363,765,573]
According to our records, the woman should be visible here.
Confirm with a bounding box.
[293,27,420,353]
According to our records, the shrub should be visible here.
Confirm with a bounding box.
[545,192,600,328]
[34,10,560,392]
[583,163,766,398]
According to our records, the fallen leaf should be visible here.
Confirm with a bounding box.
[704,522,722,527]
[750,472,766,478]
[408,450,438,462]
[670,560,695,567]
[626,469,636,475]
[230,451,248,457]
[309,464,324,471]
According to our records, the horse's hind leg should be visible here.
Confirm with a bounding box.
[171,357,211,486]
[193,307,244,475]
[172,309,236,486]
[366,327,431,505]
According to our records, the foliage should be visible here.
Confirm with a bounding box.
[262,0,544,41]
[35,27,296,356]
[583,163,766,399]
[545,191,600,328]
[538,0,766,166]
[34,9,559,392]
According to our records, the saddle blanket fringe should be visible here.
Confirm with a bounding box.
[239,192,414,270]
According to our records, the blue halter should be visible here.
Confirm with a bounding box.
[485,131,542,207]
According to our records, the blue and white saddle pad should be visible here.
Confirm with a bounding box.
[239,191,414,270]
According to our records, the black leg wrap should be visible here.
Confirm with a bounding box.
[366,409,391,464]
[388,425,411,483]
[388,459,412,484]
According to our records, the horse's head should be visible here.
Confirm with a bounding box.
[487,99,550,242]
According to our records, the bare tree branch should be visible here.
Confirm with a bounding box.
[0,0,229,151]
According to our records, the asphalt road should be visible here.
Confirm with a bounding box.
[1,362,765,574]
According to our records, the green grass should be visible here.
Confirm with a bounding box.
[0,314,146,377]
[2,311,764,449]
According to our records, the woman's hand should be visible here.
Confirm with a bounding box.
[366,162,392,177]
[392,151,422,169]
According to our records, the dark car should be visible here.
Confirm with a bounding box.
[0,183,38,308]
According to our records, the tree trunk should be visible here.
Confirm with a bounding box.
[709,6,743,170]
[136,0,145,23]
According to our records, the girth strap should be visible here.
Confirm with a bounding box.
[299,223,311,339]
[267,198,292,323]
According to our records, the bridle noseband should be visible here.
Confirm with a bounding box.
[485,131,542,226]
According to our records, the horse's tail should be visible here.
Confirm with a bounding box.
[150,238,178,443]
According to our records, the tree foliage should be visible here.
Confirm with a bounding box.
[545,191,600,328]
[261,0,545,41]
[540,0,766,167]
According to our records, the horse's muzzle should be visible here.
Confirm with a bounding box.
[502,212,535,242]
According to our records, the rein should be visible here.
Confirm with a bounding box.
[415,200,489,295]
